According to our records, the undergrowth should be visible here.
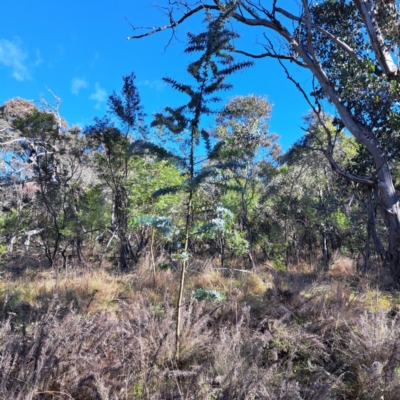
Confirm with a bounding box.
[0,258,400,399]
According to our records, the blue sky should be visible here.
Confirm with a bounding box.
[0,0,314,149]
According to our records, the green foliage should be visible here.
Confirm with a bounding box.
[271,243,287,271]
[0,244,6,277]
[130,215,178,238]
[193,205,233,239]
[331,209,351,231]
[0,210,20,234]
[309,0,400,172]
[194,288,226,301]
[12,107,59,141]
[152,185,183,199]
[226,231,250,257]
[82,72,149,270]
[172,251,190,262]
[214,95,276,160]
[209,95,279,262]
[1,0,388,282]
[156,262,169,271]
[77,185,110,238]
[128,157,183,218]
[1,104,92,266]
[132,9,253,270]
[201,129,211,153]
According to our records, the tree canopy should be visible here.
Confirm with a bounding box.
[129,0,400,284]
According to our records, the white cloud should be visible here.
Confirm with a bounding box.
[138,79,166,92]
[90,52,99,68]
[0,38,31,81]
[34,49,43,67]
[71,77,88,95]
[90,82,107,108]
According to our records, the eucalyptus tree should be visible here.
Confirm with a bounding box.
[129,9,251,355]
[130,0,400,282]
[276,118,363,268]
[213,94,280,267]
[0,99,89,267]
[0,99,41,253]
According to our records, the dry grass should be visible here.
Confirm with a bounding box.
[1,259,400,399]
[328,257,356,278]
[187,266,229,291]
[1,268,136,316]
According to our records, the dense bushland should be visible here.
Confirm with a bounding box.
[2,5,400,397]
[1,91,399,398]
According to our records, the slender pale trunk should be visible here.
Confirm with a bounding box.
[322,230,328,269]
[175,191,193,357]
[175,127,195,358]
[150,227,156,286]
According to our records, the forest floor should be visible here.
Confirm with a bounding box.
[1,256,400,399]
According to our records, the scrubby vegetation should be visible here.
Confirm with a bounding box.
[1,258,400,399]
[3,3,400,398]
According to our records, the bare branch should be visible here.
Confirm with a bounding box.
[234,48,307,67]
[323,149,374,186]
[276,7,361,63]
[0,178,35,187]
[232,13,277,31]
[1,138,31,146]
[126,4,219,40]
[277,51,374,187]
[1,137,60,153]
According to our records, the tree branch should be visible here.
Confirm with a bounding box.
[126,4,219,40]
[323,149,374,186]
[277,48,375,187]
[354,0,398,77]
[275,7,361,63]
[0,178,35,187]
[233,48,307,67]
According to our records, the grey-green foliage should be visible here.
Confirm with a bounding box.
[214,95,279,161]
[193,205,233,239]
[195,288,226,301]
[130,215,178,238]
[261,116,365,266]
[210,95,279,262]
